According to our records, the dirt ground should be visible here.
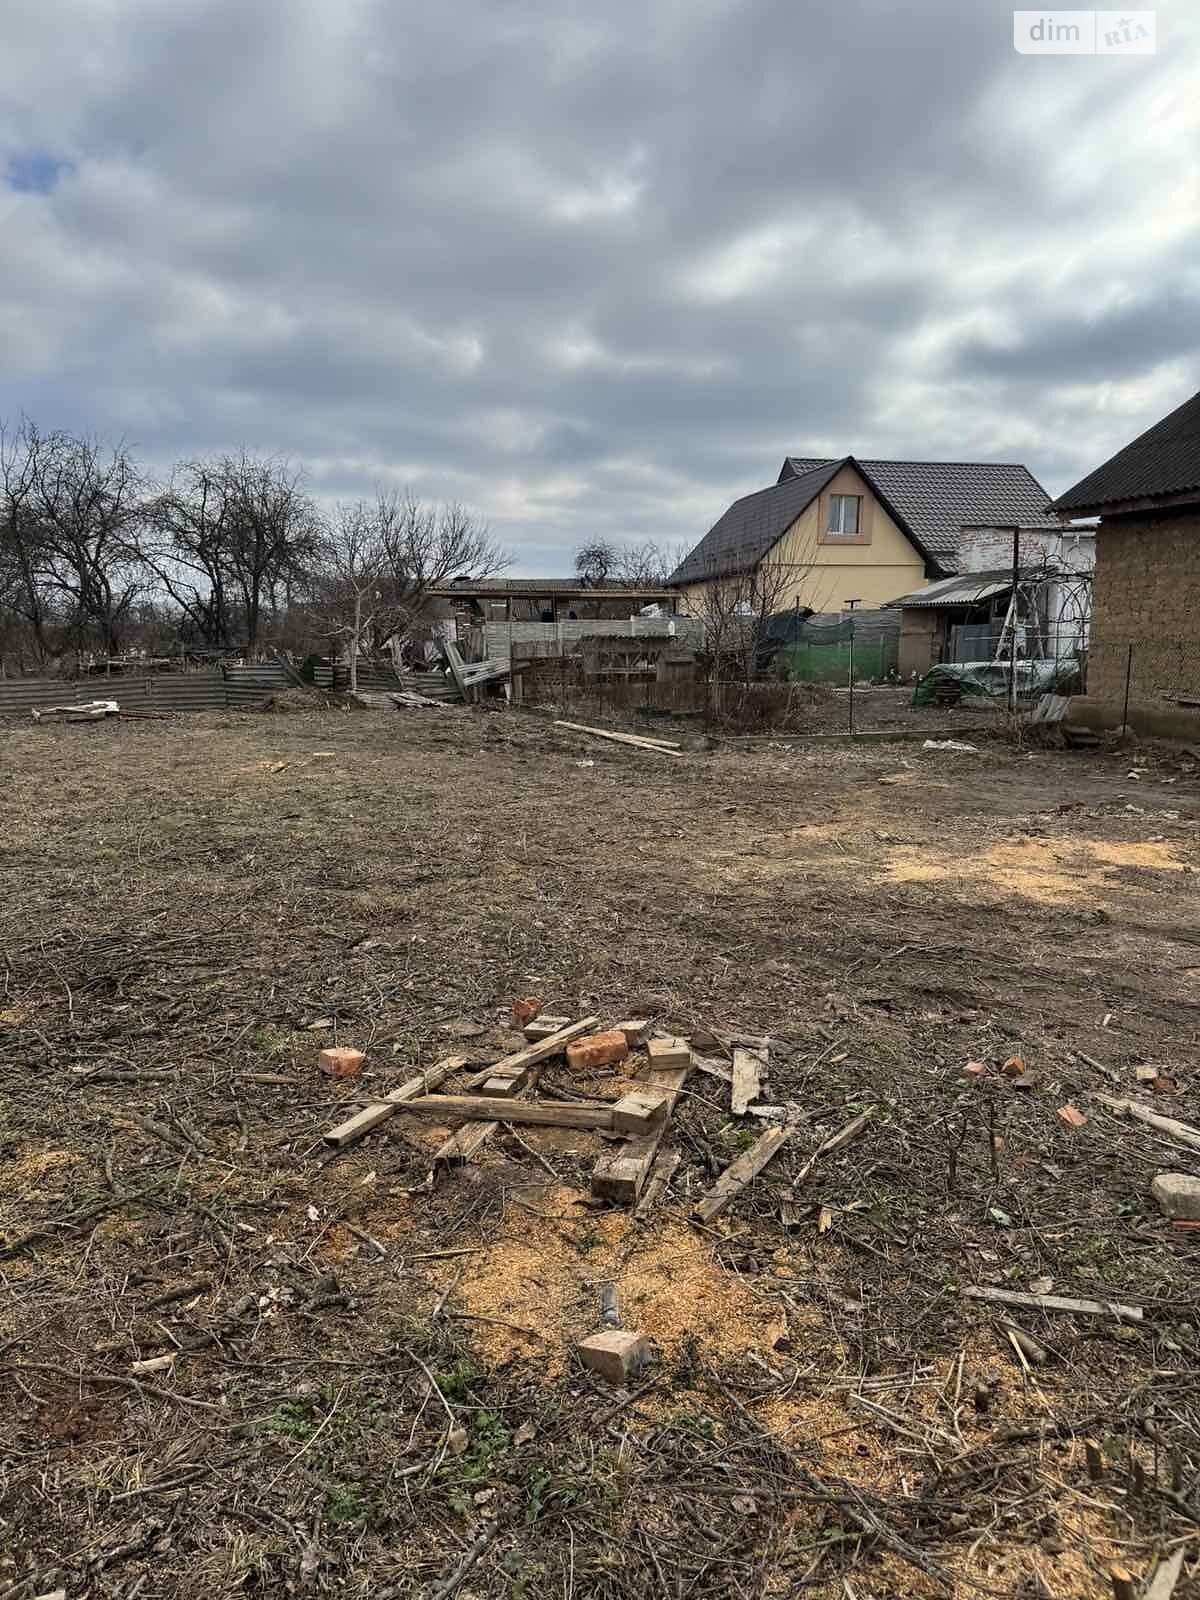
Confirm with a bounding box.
[1,702,1198,1599]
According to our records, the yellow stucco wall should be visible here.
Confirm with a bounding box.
[766,463,928,608]
[676,464,929,614]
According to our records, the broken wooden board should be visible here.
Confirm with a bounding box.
[524,1014,571,1042]
[692,1124,795,1224]
[612,1089,669,1135]
[633,1149,680,1222]
[433,1120,501,1169]
[690,1052,733,1085]
[553,719,683,756]
[592,1123,670,1205]
[791,1108,874,1187]
[590,1059,692,1204]
[323,1056,468,1149]
[961,1285,1143,1324]
[1093,1093,1200,1153]
[463,1016,600,1093]
[731,1047,765,1115]
[1143,1548,1186,1600]
[394,1094,615,1131]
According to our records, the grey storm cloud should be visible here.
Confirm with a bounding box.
[1,0,1198,568]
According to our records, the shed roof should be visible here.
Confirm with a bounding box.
[887,570,1016,610]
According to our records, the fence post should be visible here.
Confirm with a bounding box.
[1121,643,1133,738]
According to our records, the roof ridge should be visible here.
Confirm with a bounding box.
[792,454,1045,473]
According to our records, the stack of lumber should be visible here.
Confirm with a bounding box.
[319,1012,874,1233]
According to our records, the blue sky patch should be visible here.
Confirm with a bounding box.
[6,152,69,193]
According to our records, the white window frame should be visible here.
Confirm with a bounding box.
[826,494,863,537]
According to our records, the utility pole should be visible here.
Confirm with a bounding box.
[845,598,862,734]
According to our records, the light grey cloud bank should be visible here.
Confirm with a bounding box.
[1,0,1197,569]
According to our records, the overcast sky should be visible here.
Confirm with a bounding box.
[2,0,1197,572]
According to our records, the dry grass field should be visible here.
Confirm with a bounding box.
[1,702,1198,1599]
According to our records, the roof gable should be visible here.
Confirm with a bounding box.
[1052,387,1200,515]
[673,454,1059,588]
[777,456,1059,570]
[667,459,846,586]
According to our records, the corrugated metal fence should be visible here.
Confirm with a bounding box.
[0,665,297,716]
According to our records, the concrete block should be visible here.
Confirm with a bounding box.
[1152,1173,1200,1220]
[319,1047,365,1079]
[566,1030,630,1072]
[647,1036,691,1072]
[577,1329,651,1384]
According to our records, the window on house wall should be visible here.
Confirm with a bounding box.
[826,494,862,536]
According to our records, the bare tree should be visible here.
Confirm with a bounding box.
[0,418,58,665]
[309,500,395,694]
[681,533,831,707]
[614,539,681,587]
[219,454,320,653]
[371,491,509,650]
[34,433,147,656]
[574,538,618,587]
[139,461,239,648]
[0,422,149,662]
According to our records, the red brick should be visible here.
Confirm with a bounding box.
[963,1061,987,1078]
[1057,1104,1088,1129]
[320,1047,365,1079]
[510,996,542,1028]
[1001,1055,1026,1078]
[565,1030,630,1071]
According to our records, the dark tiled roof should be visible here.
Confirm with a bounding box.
[1052,387,1200,514]
[782,457,1060,568]
[667,459,845,585]
[669,454,1059,586]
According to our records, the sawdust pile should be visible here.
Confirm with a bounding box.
[448,1185,788,1377]
[885,834,1185,905]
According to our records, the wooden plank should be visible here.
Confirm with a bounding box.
[394,1094,614,1131]
[1093,1094,1200,1153]
[433,1120,499,1168]
[690,1052,733,1085]
[524,1014,571,1042]
[323,1056,467,1148]
[1144,1547,1186,1600]
[731,1047,764,1115]
[592,1121,669,1204]
[613,1089,669,1135]
[791,1109,874,1186]
[639,1061,691,1113]
[553,720,684,756]
[692,1123,795,1222]
[693,1124,795,1224]
[461,1017,600,1091]
[961,1286,1143,1324]
[633,1148,680,1221]
[591,1059,691,1204]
